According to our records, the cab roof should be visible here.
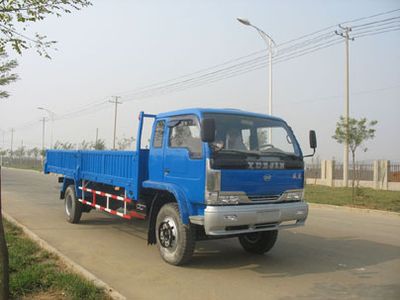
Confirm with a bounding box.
[156,108,284,122]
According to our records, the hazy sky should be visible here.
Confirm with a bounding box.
[1,0,399,161]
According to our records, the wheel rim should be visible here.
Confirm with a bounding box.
[243,232,261,244]
[158,217,178,252]
[65,194,72,216]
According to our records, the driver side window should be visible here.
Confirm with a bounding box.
[168,116,202,159]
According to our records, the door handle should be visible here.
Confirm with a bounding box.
[164,169,170,175]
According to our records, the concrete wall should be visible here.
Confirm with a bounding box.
[306,160,400,191]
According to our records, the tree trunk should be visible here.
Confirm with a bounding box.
[351,151,356,205]
[0,166,9,300]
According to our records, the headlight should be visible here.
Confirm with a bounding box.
[278,189,304,202]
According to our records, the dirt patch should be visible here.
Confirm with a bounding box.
[21,290,67,300]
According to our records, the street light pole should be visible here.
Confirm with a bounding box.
[268,37,273,120]
[237,17,276,143]
[40,117,46,153]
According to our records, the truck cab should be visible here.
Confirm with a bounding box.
[141,108,315,264]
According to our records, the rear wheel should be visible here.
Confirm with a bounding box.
[238,230,278,254]
[156,203,195,265]
[64,185,83,224]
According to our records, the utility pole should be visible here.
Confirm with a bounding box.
[109,96,122,150]
[37,107,56,149]
[10,129,14,156]
[95,128,99,145]
[0,130,5,149]
[335,25,354,188]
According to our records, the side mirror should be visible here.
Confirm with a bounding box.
[201,118,216,143]
[304,130,317,158]
[309,130,317,149]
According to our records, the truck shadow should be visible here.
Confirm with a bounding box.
[77,213,400,277]
[189,231,400,277]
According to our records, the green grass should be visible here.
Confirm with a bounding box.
[4,220,109,300]
[305,184,400,212]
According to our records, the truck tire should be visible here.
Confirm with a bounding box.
[64,185,83,224]
[238,230,278,254]
[156,203,195,265]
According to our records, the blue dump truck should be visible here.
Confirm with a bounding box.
[45,108,316,265]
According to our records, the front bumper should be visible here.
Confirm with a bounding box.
[191,201,308,236]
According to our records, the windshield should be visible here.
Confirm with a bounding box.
[204,113,301,157]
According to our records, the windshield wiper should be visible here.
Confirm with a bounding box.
[215,149,260,158]
[260,150,300,160]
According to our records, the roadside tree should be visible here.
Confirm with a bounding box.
[117,137,135,150]
[0,50,18,99]
[0,1,91,297]
[332,116,377,201]
[0,0,91,57]
[92,139,106,150]
[53,140,75,150]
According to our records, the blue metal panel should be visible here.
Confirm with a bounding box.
[220,169,304,196]
[45,149,148,200]
[45,150,79,179]
[162,114,206,204]
[142,180,193,223]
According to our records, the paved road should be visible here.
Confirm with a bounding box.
[2,168,400,300]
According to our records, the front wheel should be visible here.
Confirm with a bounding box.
[238,230,278,254]
[156,203,195,265]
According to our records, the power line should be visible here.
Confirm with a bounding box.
[340,7,400,26]
[277,83,400,105]
[352,26,400,38]
[115,49,267,97]
[5,8,400,133]
[351,16,400,29]
[0,24,39,44]
[121,38,343,102]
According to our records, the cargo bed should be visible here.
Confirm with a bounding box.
[44,149,149,199]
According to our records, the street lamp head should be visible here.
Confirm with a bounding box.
[237,18,251,26]
[37,107,44,110]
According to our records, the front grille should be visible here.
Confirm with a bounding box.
[248,195,280,202]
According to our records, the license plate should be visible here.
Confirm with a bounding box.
[256,210,280,223]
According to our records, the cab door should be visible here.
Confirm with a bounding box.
[163,115,205,203]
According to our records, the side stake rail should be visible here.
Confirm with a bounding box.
[78,185,145,220]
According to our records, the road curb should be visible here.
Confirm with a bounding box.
[3,212,126,300]
[309,203,400,217]
[1,166,42,173]
[1,166,59,177]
